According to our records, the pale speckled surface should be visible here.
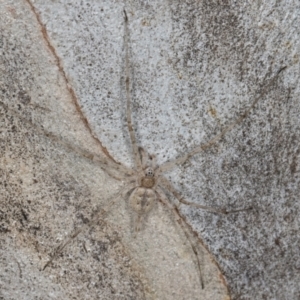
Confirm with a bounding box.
[1,0,300,299]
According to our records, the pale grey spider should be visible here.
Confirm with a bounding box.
[41,10,286,289]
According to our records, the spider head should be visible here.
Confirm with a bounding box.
[141,168,155,188]
[145,167,154,177]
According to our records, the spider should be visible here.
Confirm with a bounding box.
[40,9,286,290]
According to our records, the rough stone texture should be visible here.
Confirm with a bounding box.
[0,0,299,299]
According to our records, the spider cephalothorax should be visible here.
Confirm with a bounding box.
[141,168,155,188]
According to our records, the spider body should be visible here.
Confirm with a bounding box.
[128,149,159,231]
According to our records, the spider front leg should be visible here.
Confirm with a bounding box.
[159,176,252,214]
[138,147,148,167]
[0,101,134,182]
[138,147,157,169]
[123,10,143,173]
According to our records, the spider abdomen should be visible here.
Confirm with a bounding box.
[129,187,156,232]
[129,187,155,214]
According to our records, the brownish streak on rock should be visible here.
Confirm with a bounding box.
[24,0,117,164]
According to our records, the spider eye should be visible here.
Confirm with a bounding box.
[145,168,154,177]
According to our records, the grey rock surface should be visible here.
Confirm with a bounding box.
[1,0,299,299]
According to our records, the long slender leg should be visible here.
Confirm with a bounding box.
[0,100,134,180]
[149,152,157,170]
[157,66,287,175]
[159,176,252,214]
[155,187,205,289]
[138,147,148,168]
[93,154,135,179]
[138,147,158,172]
[43,183,134,270]
[124,10,142,172]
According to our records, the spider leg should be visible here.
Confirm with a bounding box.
[157,66,286,175]
[159,176,252,214]
[123,10,142,172]
[138,147,158,171]
[138,147,148,168]
[0,100,134,181]
[155,186,205,289]
[43,182,134,270]
[93,154,135,180]
[150,153,157,170]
